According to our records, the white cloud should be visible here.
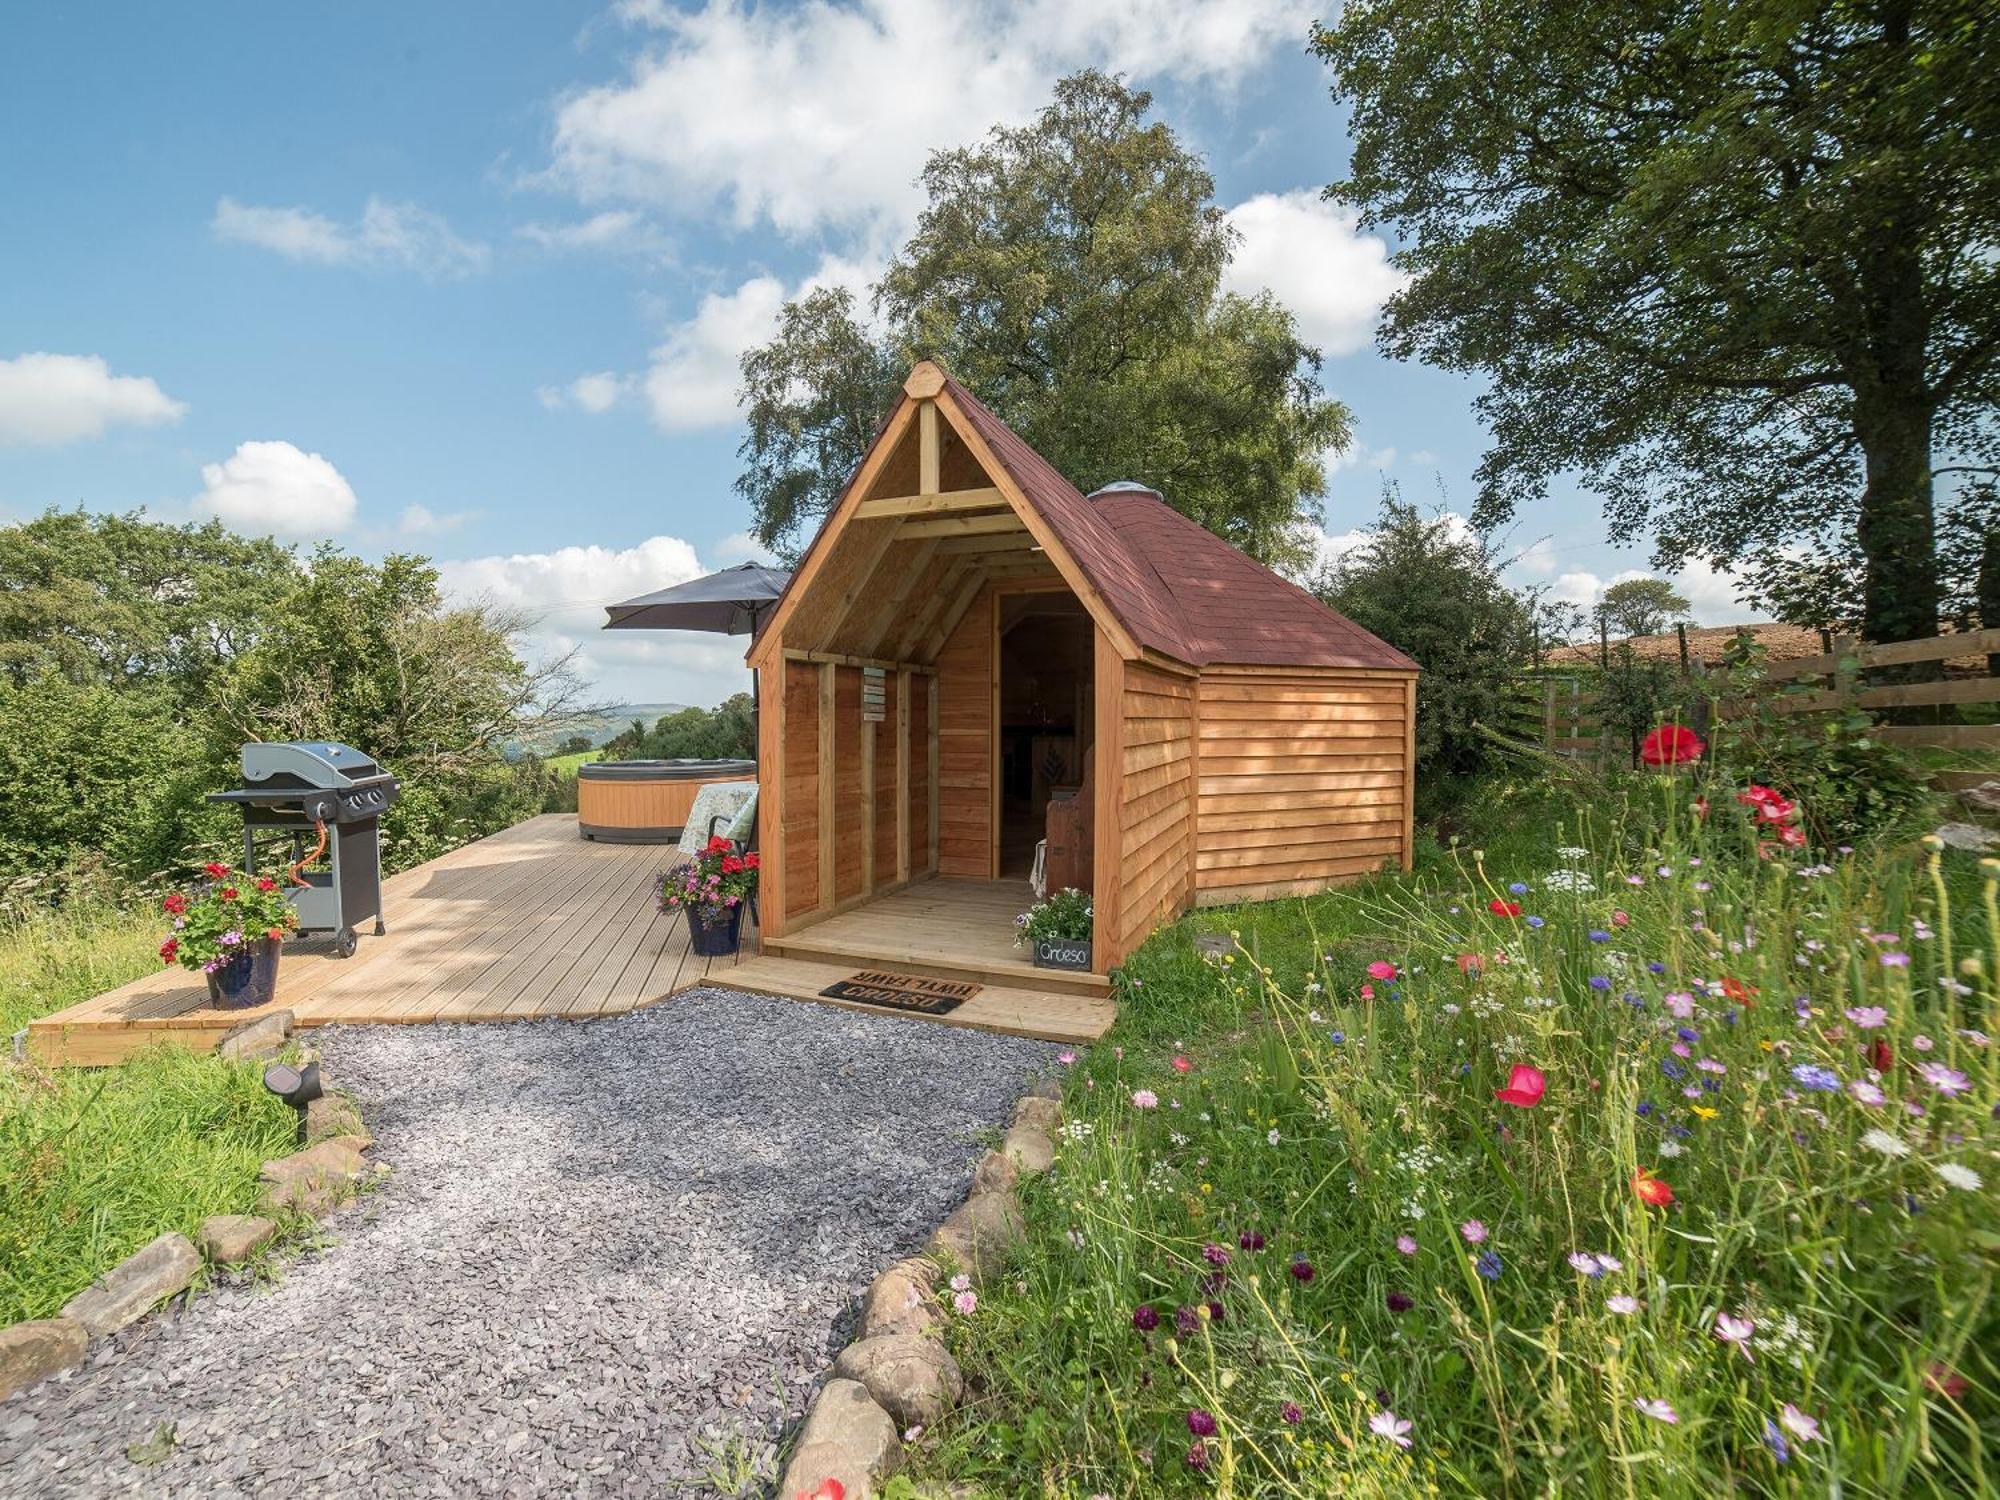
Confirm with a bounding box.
[212,196,489,277]
[1513,538,1558,576]
[436,535,753,706]
[1307,509,1477,577]
[712,529,778,565]
[545,0,1308,240]
[1224,191,1406,357]
[398,503,476,537]
[1540,561,1767,626]
[1326,442,1397,476]
[192,440,358,539]
[537,371,632,414]
[514,209,672,260]
[0,352,187,446]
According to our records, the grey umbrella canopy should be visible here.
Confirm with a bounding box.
[602,562,791,637]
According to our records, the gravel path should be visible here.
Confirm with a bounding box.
[0,989,1056,1499]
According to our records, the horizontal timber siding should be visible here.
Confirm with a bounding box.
[1194,668,1415,907]
[1116,663,1195,956]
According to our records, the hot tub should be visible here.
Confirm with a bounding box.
[576,759,756,843]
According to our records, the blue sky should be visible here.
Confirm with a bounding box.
[0,1,1756,708]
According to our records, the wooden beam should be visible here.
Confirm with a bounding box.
[990,587,1001,879]
[893,559,971,661]
[817,662,836,914]
[896,666,911,885]
[922,570,992,663]
[919,400,941,495]
[853,538,941,657]
[928,670,941,871]
[757,650,786,939]
[904,360,946,400]
[937,533,1037,556]
[783,647,936,674]
[1402,675,1417,872]
[854,486,1006,519]
[860,691,876,896]
[1092,625,1125,968]
[748,398,917,669]
[805,519,904,648]
[899,512,1027,540]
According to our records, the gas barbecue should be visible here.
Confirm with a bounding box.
[208,742,399,957]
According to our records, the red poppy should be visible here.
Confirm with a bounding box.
[796,1481,845,1500]
[1489,898,1522,918]
[1639,724,1704,765]
[1692,795,1710,822]
[1720,976,1757,1004]
[1171,1055,1192,1073]
[1456,953,1484,978]
[1777,823,1807,847]
[1868,1038,1894,1073]
[202,861,230,879]
[1632,1169,1673,1207]
[1494,1063,1546,1108]
[1925,1363,1970,1400]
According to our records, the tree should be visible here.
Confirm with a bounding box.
[1595,578,1691,639]
[1314,487,1540,780]
[1313,1,2000,644]
[737,72,1350,568]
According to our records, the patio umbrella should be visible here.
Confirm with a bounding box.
[602,561,791,638]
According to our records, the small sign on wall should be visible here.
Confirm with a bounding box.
[860,666,887,723]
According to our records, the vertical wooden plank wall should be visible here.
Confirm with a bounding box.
[935,583,997,877]
[756,653,788,936]
[1091,626,1126,967]
[1114,662,1196,960]
[1192,666,1416,906]
[782,658,822,921]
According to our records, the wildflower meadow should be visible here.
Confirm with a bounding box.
[915,773,1998,1497]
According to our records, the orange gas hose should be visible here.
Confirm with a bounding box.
[289,820,328,887]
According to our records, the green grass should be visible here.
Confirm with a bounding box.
[0,902,300,1323]
[545,747,604,775]
[909,776,1999,1498]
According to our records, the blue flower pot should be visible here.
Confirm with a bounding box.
[206,936,282,1010]
[685,904,745,958]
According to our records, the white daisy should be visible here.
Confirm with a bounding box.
[1860,1128,1910,1158]
[1935,1162,1982,1191]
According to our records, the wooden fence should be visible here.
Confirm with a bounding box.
[1507,628,2000,779]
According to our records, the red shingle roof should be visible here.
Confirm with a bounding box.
[942,376,1418,673]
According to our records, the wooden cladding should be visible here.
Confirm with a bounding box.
[1192,668,1415,907]
[1115,663,1195,959]
[935,582,997,877]
[775,648,939,928]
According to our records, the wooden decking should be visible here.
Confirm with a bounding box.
[24,815,1114,1066]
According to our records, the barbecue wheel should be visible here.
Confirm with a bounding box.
[334,926,358,958]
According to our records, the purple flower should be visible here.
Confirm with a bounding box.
[1289,1256,1315,1283]
[1588,929,1611,942]
[1846,1006,1888,1029]
[1238,1229,1265,1251]
[1790,1063,1841,1093]
[1280,1401,1302,1425]
[1920,1063,1971,1096]
[1132,1305,1159,1332]
[1186,1408,1218,1438]
[1202,1242,1231,1267]
[1589,976,1612,991]
[1175,1305,1200,1336]
[1459,1219,1488,1244]
[1476,1250,1503,1280]
[1185,1440,1210,1471]
[1386,1290,1414,1313]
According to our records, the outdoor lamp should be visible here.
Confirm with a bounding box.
[262,1060,322,1108]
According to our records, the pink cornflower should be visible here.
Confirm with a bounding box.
[1395,1235,1418,1256]
[1056,1050,1076,1065]
[1459,1220,1488,1245]
[954,1290,977,1315]
[1715,1311,1756,1359]
[1780,1404,1822,1443]
[1606,1294,1640,1315]
[1665,992,1697,1019]
[1633,1398,1678,1424]
[1849,1079,1886,1106]
[1919,1063,1969,1096]
[1845,1006,1888,1029]
[1132,1089,1159,1109]
[1369,1409,1413,1449]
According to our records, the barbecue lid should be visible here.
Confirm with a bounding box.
[240,741,384,787]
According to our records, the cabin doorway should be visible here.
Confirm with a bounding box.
[996,590,1095,883]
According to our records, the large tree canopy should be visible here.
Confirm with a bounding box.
[735,72,1350,570]
[1314,0,1999,643]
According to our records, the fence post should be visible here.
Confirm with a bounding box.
[1543,681,1557,753]
[1676,622,1690,675]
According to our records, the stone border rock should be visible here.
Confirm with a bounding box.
[773,1073,1063,1500]
[0,1054,380,1404]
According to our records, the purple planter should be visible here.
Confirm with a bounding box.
[206,936,282,1010]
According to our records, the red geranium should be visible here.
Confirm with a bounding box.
[705,834,733,854]
[218,886,238,901]
[720,854,745,875]
[162,892,188,916]
[256,876,278,892]
[1639,724,1704,766]
[202,861,230,879]
[158,936,178,964]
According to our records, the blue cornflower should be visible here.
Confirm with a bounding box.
[1660,1057,1687,1081]
[1526,915,1545,929]
[1475,1250,1503,1281]
[1588,976,1611,991]
[1790,1063,1841,1093]
[1763,1418,1790,1465]
[1329,1031,1345,1045]
[1646,961,1666,974]
[1724,1007,1739,1025]
[1636,1101,1655,1117]
[1624,992,1645,1009]
[1588,929,1611,943]
[1675,1026,1699,1044]
[1669,1124,1692,1139]
[1508,881,1528,895]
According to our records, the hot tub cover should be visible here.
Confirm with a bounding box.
[577,758,757,782]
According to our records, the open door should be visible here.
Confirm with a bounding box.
[997,589,1095,887]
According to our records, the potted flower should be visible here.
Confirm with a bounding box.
[1015,886,1093,971]
[658,836,759,957]
[160,861,300,1009]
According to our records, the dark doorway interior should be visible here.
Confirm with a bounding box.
[997,592,1094,878]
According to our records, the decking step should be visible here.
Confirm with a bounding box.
[701,953,1114,1044]
[759,932,1112,998]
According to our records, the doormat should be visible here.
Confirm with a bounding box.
[820,970,981,1016]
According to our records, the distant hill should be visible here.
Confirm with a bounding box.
[505,703,688,760]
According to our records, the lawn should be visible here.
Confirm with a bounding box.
[912,773,1998,1498]
[0,901,299,1323]
[545,747,604,775]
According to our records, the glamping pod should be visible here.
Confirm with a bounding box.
[734,362,1418,1031]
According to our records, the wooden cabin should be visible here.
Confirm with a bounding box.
[734,361,1417,1035]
